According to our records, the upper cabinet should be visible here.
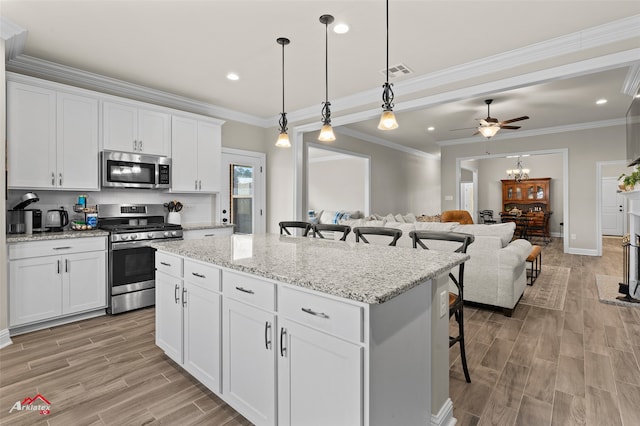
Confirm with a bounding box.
[103,101,171,156]
[7,80,99,191]
[171,115,222,193]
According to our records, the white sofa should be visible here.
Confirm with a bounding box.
[338,218,532,316]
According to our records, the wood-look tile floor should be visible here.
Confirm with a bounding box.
[1,237,638,425]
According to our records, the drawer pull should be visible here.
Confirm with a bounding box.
[204,234,215,237]
[182,288,187,306]
[301,307,330,319]
[191,272,206,279]
[160,261,171,267]
[174,284,180,303]
[53,246,72,250]
[235,286,255,295]
[280,327,287,357]
[265,321,272,350]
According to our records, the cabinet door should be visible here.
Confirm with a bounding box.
[183,282,222,393]
[57,92,100,190]
[171,116,200,191]
[9,256,62,326]
[155,272,184,364]
[103,101,138,153]
[62,251,106,314]
[7,82,57,189]
[138,109,171,156]
[197,120,222,192]
[277,318,363,426]
[223,298,276,426]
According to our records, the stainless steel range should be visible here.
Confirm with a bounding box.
[98,204,183,314]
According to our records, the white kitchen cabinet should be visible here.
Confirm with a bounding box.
[8,237,107,328]
[155,254,222,394]
[223,297,277,426]
[171,115,222,193]
[277,318,363,426]
[7,81,99,190]
[103,101,171,156]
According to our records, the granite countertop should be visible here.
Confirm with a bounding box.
[152,233,468,304]
[182,223,235,231]
[7,229,109,243]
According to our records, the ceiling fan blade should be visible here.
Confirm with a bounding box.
[478,119,489,126]
[499,115,529,124]
[500,125,521,130]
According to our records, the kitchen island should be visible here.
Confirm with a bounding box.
[152,234,468,426]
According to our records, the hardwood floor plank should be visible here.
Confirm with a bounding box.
[551,390,586,426]
[584,351,616,393]
[555,355,585,397]
[535,332,561,363]
[524,358,557,404]
[615,381,640,426]
[515,395,552,426]
[585,385,622,426]
[604,325,633,352]
[496,318,524,341]
[481,338,515,371]
[508,334,538,367]
[607,347,640,386]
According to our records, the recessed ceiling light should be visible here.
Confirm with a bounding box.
[427,126,435,131]
[596,99,607,105]
[226,73,239,81]
[333,23,349,34]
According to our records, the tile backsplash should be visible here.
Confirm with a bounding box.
[7,189,217,225]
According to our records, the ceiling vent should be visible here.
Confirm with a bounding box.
[380,63,412,79]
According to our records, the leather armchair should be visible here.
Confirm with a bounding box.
[441,210,474,224]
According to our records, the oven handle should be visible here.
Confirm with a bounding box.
[111,241,155,250]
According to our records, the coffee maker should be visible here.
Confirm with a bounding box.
[7,192,43,234]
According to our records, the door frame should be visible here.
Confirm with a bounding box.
[221,147,266,234]
[596,160,628,256]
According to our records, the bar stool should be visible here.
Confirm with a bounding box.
[409,230,474,383]
[353,227,402,246]
[313,224,351,241]
[278,221,312,237]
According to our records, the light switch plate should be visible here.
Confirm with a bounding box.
[444,195,453,201]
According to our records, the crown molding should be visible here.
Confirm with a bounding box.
[622,63,640,96]
[0,17,27,60]
[5,54,270,127]
[335,127,437,159]
[438,118,626,147]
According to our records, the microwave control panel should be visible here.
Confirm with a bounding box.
[159,165,170,184]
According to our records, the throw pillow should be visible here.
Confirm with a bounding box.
[384,213,396,222]
[394,214,406,223]
[403,213,417,223]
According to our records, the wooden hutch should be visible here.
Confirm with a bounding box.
[501,177,552,239]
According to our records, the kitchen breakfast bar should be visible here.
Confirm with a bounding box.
[151,234,468,426]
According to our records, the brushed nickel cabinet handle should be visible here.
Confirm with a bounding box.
[280,327,287,357]
[235,286,255,295]
[301,307,330,319]
[65,259,69,273]
[139,140,143,151]
[57,260,61,274]
[59,173,63,186]
[195,180,198,190]
[182,288,187,306]
[160,261,171,267]
[53,246,72,250]
[191,272,206,279]
[199,180,202,190]
[51,172,55,186]
[174,284,180,304]
[133,140,137,151]
[265,321,272,350]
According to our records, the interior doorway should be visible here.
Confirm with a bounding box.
[220,148,266,234]
[601,177,625,236]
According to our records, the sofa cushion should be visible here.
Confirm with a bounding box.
[394,214,406,223]
[452,222,515,247]
[403,213,417,223]
[414,221,459,232]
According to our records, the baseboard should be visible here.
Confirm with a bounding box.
[8,309,106,337]
[567,247,598,256]
[432,398,456,426]
[0,328,13,349]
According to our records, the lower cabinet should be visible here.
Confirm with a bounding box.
[223,298,277,426]
[8,237,107,327]
[155,253,222,394]
[277,318,363,426]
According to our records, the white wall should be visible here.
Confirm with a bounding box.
[308,152,367,214]
[1,39,8,336]
[441,124,626,252]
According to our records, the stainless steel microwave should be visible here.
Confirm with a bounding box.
[101,151,171,189]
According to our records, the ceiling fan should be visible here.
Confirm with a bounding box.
[474,99,529,139]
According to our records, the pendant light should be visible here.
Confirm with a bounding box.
[318,14,336,142]
[275,37,291,148]
[378,0,399,130]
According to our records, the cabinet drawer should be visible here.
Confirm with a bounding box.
[223,270,275,311]
[279,286,363,343]
[184,259,221,292]
[9,236,106,260]
[155,251,183,278]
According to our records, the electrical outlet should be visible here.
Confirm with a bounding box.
[440,291,448,318]
[444,195,453,201]
[571,234,577,240]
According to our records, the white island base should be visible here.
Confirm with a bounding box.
[153,235,463,426]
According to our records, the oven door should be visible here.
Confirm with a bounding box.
[110,241,156,295]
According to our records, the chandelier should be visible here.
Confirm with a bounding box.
[506,156,530,182]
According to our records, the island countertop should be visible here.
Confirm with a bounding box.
[152,233,468,304]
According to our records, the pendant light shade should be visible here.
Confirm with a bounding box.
[378,0,398,130]
[275,37,291,148]
[318,14,336,142]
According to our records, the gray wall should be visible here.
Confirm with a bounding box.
[308,153,367,214]
[441,124,626,252]
[1,40,7,335]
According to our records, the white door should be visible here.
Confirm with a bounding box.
[221,148,266,234]
[460,182,474,218]
[602,177,625,236]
